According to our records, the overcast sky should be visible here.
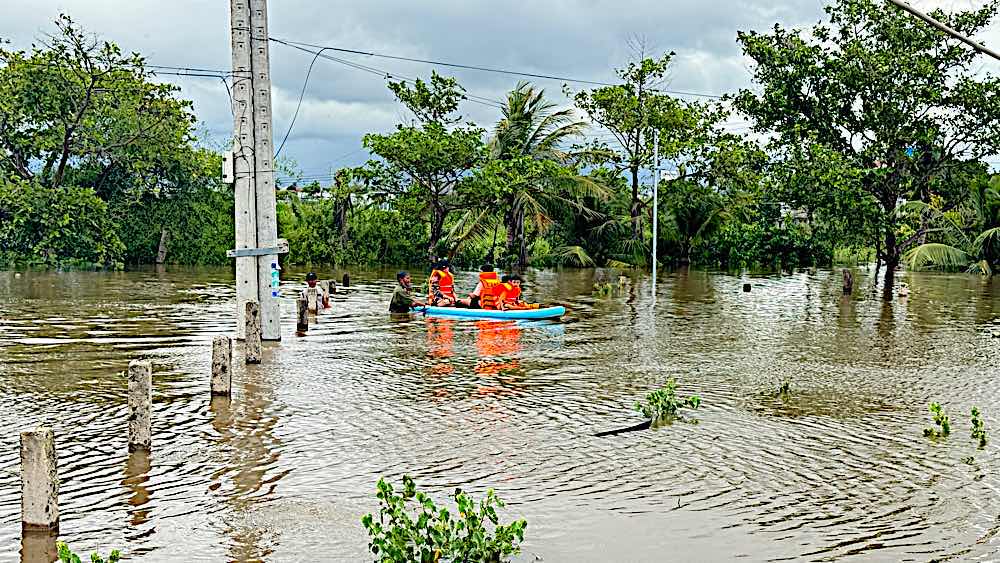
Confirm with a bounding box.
[3,1,997,181]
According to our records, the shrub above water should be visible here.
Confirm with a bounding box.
[634,379,701,421]
[362,475,527,563]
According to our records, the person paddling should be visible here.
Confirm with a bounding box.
[427,259,457,306]
[390,271,426,313]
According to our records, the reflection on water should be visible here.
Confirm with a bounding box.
[0,266,999,561]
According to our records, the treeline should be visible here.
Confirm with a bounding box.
[3,1,1000,292]
[0,15,232,269]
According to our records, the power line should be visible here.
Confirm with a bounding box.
[274,46,333,159]
[271,37,616,86]
[270,38,504,110]
[270,37,724,99]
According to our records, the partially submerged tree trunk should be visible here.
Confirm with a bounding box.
[156,228,169,264]
[882,228,899,300]
[630,164,641,241]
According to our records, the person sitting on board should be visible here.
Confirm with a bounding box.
[496,274,528,311]
[457,263,499,308]
[300,272,330,309]
[390,271,426,313]
[427,259,457,306]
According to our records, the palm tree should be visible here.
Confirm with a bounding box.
[904,182,1000,275]
[486,81,605,268]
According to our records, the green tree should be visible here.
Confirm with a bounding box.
[570,53,697,244]
[360,72,485,260]
[735,0,1000,295]
[0,14,195,192]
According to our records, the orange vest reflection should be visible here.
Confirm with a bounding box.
[426,317,455,376]
[475,320,521,378]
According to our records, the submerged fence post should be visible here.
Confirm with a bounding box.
[342,273,350,287]
[742,283,752,293]
[245,301,262,364]
[20,428,58,531]
[327,280,336,295]
[307,287,318,313]
[842,269,854,295]
[296,298,309,333]
[128,360,152,453]
[211,335,232,396]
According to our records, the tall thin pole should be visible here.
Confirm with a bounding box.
[230,0,280,340]
[888,0,1000,62]
[249,0,280,341]
[230,0,257,340]
[651,130,659,298]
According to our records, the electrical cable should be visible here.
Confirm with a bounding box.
[269,37,725,99]
[274,46,333,159]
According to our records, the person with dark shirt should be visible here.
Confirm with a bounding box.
[389,271,425,313]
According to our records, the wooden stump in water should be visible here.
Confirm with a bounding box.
[296,298,309,333]
[307,287,318,313]
[842,269,854,295]
[20,428,58,531]
[155,228,169,265]
[743,283,752,292]
[327,280,336,295]
[211,335,232,396]
[127,360,152,452]
[342,273,350,287]
[245,301,262,364]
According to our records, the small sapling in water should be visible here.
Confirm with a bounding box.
[971,407,987,448]
[635,379,701,422]
[777,379,791,398]
[57,543,120,563]
[923,402,951,439]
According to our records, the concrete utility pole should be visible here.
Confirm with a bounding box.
[228,0,284,340]
[888,0,1000,62]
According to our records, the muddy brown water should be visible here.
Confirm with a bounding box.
[1,266,999,562]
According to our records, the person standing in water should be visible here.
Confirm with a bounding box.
[301,272,330,309]
[390,271,426,313]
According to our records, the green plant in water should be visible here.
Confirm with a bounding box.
[57,542,120,563]
[634,379,701,421]
[362,475,527,563]
[923,402,951,439]
[592,282,614,297]
[971,407,987,449]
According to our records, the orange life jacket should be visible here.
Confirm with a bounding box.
[479,278,502,309]
[428,269,455,299]
[478,271,499,283]
[498,283,522,308]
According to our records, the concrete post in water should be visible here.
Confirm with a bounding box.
[20,428,58,531]
[128,360,152,453]
[342,273,350,287]
[842,269,854,295]
[297,298,309,332]
[211,335,232,396]
[245,301,262,364]
[307,287,318,313]
[742,283,752,293]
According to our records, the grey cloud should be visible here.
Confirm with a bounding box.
[14,1,987,174]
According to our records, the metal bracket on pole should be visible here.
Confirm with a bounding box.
[227,238,289,258]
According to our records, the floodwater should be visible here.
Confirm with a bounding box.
[1,266,999,562]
